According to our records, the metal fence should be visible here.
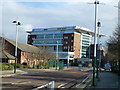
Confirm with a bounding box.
[32,81,55,90]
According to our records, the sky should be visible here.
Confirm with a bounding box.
[0,0,119,48]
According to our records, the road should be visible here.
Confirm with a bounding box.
[2,67,92,89]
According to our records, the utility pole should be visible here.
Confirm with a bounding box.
[56,41,59,60]
[93,0,99,86]
[67,46,69,68]
[56,41,59,70]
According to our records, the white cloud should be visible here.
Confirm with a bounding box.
[1,1,118,45]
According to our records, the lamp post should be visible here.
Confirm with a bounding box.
[96,21,101,79]
[67,46,69,68]
[12,20,21,73]
[56,41,59,70]
[93,0,99,86]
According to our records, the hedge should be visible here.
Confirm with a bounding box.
[0,63,31,70]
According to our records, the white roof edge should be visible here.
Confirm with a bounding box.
[80,27,92,32]
[33,25,77,29]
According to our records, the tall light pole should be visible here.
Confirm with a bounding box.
[12,20,21,73]
[56,41,59,60]
[93,0,99,86]
[67,46,69,68]
[96,21,101,79]
[56,41,59,70]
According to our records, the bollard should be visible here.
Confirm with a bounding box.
[78,64,82,71]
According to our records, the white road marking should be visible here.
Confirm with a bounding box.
[75,75,91,87]
[57,84,65,88]
[12,81,31,84]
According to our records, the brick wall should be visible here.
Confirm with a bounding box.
[74,33,81,59]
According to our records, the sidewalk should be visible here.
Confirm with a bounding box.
[0,69,27,77]
[94,71,120,89]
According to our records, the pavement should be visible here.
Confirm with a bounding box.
[88,71,120,90]
[0,69,27,77]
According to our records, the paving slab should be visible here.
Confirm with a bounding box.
[94,71,120,89]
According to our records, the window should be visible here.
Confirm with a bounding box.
[71,40,73,42]
[37,35,44,38]
[69,55,74,58]
[65,42,68,44]
[64,46,68,49]
[44,29,48,31]
[22,52,24,55]
[71,46,73,49]
[28,36,30,38]
[45,34,53,38]
[64,36,68,39]
[54,34,63,38]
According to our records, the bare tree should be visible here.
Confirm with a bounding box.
[107,26,120,74]
[35,48,57,66]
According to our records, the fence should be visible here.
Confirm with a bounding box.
[48,61,64,70]
[32,81,55,90]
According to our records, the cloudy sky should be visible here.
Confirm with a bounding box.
[0,0,119,47]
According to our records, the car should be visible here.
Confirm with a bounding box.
[104,63,111,71]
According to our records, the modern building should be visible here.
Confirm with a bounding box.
[27,26,95,64]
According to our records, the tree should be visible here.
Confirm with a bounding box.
[36,48,57,64]
[107,26,120,74]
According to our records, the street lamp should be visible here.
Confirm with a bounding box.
[96,21,101,79]
[56,41,59,70]
[12,20,21,73]
[93,0,99,86]
[67,46,70,68]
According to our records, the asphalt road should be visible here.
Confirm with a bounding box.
[2,67,92,90]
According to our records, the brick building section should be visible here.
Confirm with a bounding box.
[20,52,39,67]
[4,40,38,66]
[74,33,81,59]
[4,40,21,64]
[62,33,74,52]
[62,33,81,62]
[1,37,42,67]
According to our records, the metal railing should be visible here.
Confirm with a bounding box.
[32,81,55,90]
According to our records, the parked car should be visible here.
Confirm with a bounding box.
[104,63,111,71]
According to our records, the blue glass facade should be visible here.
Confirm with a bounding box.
[81,35,91,58]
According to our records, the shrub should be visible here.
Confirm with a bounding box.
[0,63,13,70]
[1,63,31,70]
[70,62,78,66]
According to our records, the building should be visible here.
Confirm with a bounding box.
[27,26,95,64]
[0,37,42,67]
[1,50,15,63]
[86,44,107,67]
